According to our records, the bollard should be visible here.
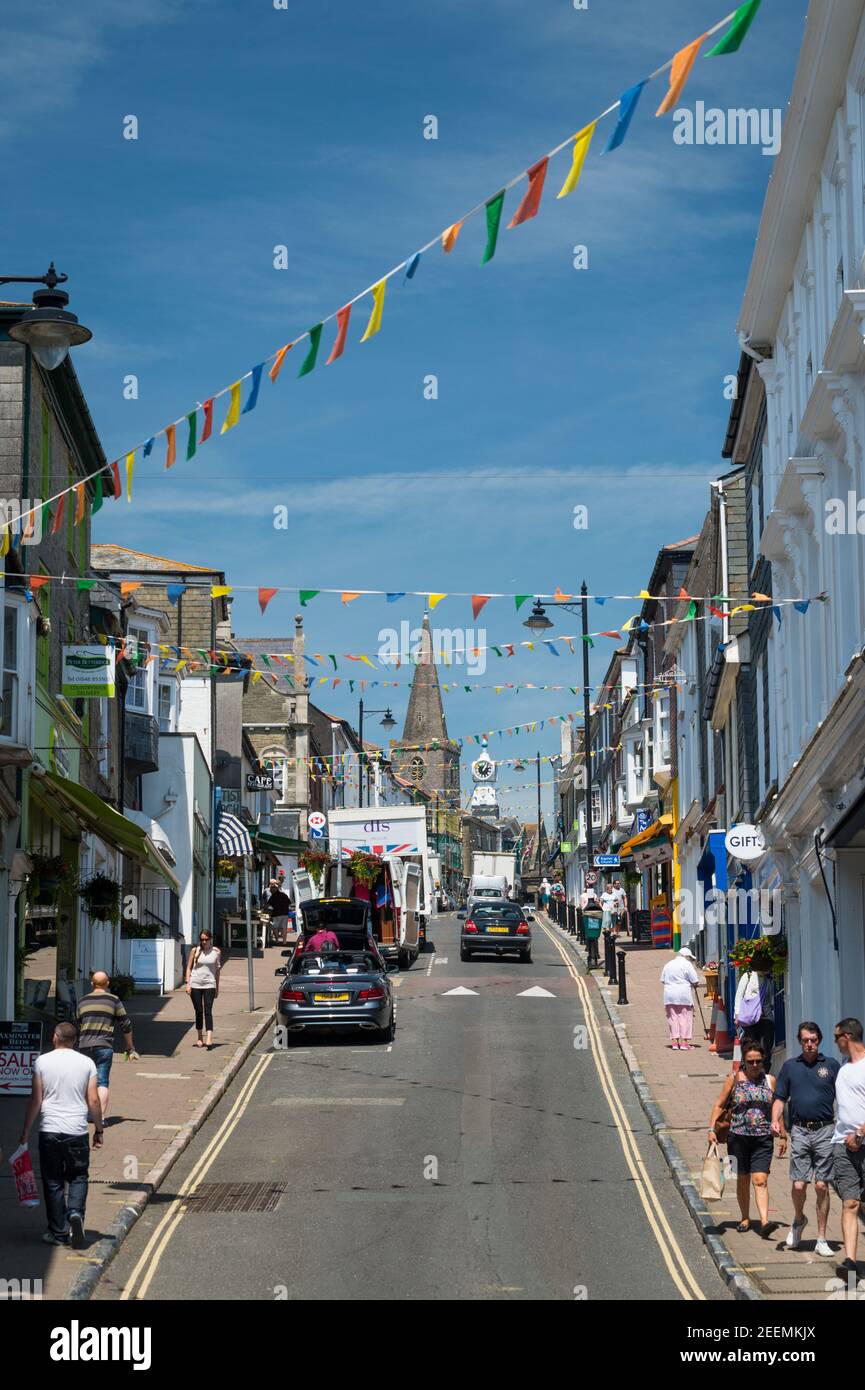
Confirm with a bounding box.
[608,938,618,987]
[577,909,585,945]
[602,929,612,978]
[617,950,628,1005]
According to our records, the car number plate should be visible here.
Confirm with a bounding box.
[313,992,350,1002]
[487,926,509,933]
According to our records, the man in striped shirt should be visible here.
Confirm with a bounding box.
[76,972,139,1120]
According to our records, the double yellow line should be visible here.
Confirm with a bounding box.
[120,1051,274,1301]
[538,920,705,1301]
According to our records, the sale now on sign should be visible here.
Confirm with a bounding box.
[0,1021,43,1095]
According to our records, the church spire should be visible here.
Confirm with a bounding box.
[401,613,451,745]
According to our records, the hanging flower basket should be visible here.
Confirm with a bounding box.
[216,858,239,882]
[29,853,77,904]
[120,922,160,939]
[728,936,787,978]
[348,852,383,888]
[299,849,330,889]
[79,873,122,924]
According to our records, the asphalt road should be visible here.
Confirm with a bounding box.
[95,913,729,1302]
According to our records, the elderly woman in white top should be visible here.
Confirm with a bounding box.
[660,947,702,1051]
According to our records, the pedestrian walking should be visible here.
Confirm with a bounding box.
[185,930,221,1050]
[18,1021,103,1247]
[265,878,292,944]
[734,966,775,1057]
[660,947,702,1050]
[540,876,551,911]
[611,878,628,935]
[830,1017,865,1283]
[708,1040,782,1238]
[599,883,619,936]
[76,970,140,1122]
[770,1021,839,1257]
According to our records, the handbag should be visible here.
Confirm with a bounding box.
[700,1142,724,1202]
[738,973,764,1027]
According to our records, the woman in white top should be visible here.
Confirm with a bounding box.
[185,931,221,1050]
[660,947,702,1051]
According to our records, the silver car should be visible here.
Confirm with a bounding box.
[459,899,532,963]
[276,945,395,1041]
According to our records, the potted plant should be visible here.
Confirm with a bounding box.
[702,958,719,997]
[111,974,135,1001]
[348,851,383,888]
[728,935,787,979]
[216,857,239,882]
[29,853,77,904]
[299,848,329,889]
[79,873,122,924]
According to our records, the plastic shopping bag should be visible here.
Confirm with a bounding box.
[700,1142,724,1202]
[9,1144,40,1208]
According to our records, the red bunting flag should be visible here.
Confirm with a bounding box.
[327,305,352,365]
[29,575,50,590]
[258,587,278,615]
[471,595,491,619]
[110,462,122,498]
[678,586,691,600]
[50,493,65,535]
[200,398,214,443]
[601,630,621,639]
[710,605,729,619]
[508,157,549,228]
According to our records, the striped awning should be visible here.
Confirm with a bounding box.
[216,809,253,857]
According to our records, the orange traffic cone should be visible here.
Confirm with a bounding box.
[731,1035,742,1074]
[707,993,718,1046]
[710,996,733,1056]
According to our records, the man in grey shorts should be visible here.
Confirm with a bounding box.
[831,1017,865,1283]
[771,1021,839,1258]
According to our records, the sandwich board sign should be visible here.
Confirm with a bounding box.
[0,1021,42,1095]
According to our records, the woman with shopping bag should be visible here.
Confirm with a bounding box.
[708,1040,786,1236]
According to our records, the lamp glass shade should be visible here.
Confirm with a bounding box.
[8,311,91,372]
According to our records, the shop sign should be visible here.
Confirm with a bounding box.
[0,1021,42,1095]
[724,823,766,863]
[61,645,116,698]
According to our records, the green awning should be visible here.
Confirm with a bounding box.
[42,771,180,892]
[250,827,308,855]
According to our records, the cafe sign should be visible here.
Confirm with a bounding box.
[62,645,116,698]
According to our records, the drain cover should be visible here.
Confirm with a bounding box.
[186,1182,286,1214]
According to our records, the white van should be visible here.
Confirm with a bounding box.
[291,854,420,969]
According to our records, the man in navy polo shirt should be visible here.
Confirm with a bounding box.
[771,1021,839,1258]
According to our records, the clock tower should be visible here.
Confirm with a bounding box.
[468,737,499,820]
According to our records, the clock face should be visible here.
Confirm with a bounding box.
[472,758,495,782]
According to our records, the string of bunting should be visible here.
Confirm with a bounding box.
[3,0,763,548]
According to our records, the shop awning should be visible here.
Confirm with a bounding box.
[41,771,180,892]
[250,826,308,855]
[619,814,673,857]
[216,810,253,857]
[124,809,177,865]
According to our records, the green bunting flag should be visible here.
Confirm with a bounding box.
[186,411,197,461]
[706,0,762,57]
[686,600,697,621]
[482,191,506,264]
[76,579,96,591]
[581,635,594,648]
[515,595,531,611]
[299,590,320,606]
[91,475,104,515]
[298,324,323,377]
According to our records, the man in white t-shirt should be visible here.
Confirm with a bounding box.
[20,1021,103,1247]
[831,1017,865,1283]
[611,879,628,935]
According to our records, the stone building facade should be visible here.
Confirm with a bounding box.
[394,614,460,805]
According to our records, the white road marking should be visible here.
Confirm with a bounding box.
[442,986,479,996]
[516,985,556,998]
[426,951,435,977]
[435,957,448,965]
[271,1097,405,1106]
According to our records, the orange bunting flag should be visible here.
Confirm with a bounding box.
[50,493,65,535]
[678,586,691,600]
[442,221,463,253]
[656,34,707,116]
[471,595,491,619]
[509,157,549,228]
[165,424,176,469]
[601,630,621,639]
[327,305,352,364]
[553,587,573,603]
[120,581,141,598]
[269,344,293,382]
[341,592,361,605]
[258,587,278,614]
[29,575,50,590]
[752,592,772,602]
[428,593,447,610]
[74,483,85,524]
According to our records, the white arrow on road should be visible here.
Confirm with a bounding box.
[516,986,556,998]
[442,986,479,996]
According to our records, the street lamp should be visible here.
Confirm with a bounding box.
[523,599,554,633]
[4,264,92,371]
[357,701,396,807]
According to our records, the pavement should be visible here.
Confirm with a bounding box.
[0,941,288,1300]
[542,912,864,1301]
[94,913,728,1303]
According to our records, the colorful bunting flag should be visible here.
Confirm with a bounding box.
[299,590,319,606]
[258,587,278,614]
[472,595,491,619]
[269,343,293,382]
[656,34,707,116]
[341,592,361,604]
[327,305,352,364]
[386,592,406,603]
[361,281,386,342]
[404,252,422,280]
[91,475,104,515]
[298,324,323,377]
[125,452,134,502]
[167,584,186,605]
[482,191,506,264]
[74,483,85,525]
[211,585,232,598]
[143,438,155,458]
[605,81,646,152]
[428,594,447,610]
[557,123,596,198]
[242,364,264,414]
[165,423,177,469]
[221,382,242,434]
[200,399,214,442]
[442,221,463,253]
[120,582,141,598]
[50,493,65,535]
[706,0,763,57]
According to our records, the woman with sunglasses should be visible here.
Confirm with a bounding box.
[185,931,221,1051]
[709,1041,785,1237]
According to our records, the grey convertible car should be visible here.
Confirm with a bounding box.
[275,903,396,1041]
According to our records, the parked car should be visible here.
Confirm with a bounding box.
[273,906,397,1039]
[458,898,532,963]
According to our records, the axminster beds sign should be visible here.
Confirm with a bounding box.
[61,645,116,698]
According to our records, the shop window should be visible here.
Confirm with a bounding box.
[0,598,29,744]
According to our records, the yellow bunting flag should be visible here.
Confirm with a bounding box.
[125,451,134,502]
[639,589,650,599]
[360,280,386,342]
[442,221,463,253]
[557,122,596,199]
[220,382,242,433]
[0,528,9,558]
[211,585,232,598]
[730,603,757,616]
[428,594,447,610]
[656,34,707,116]
[74,483,85,524]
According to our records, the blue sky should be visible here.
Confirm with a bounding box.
[6,0,807,822]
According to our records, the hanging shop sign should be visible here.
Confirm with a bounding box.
[61,645,116,698]
[246,772,275,792]
[724,823,766,863]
